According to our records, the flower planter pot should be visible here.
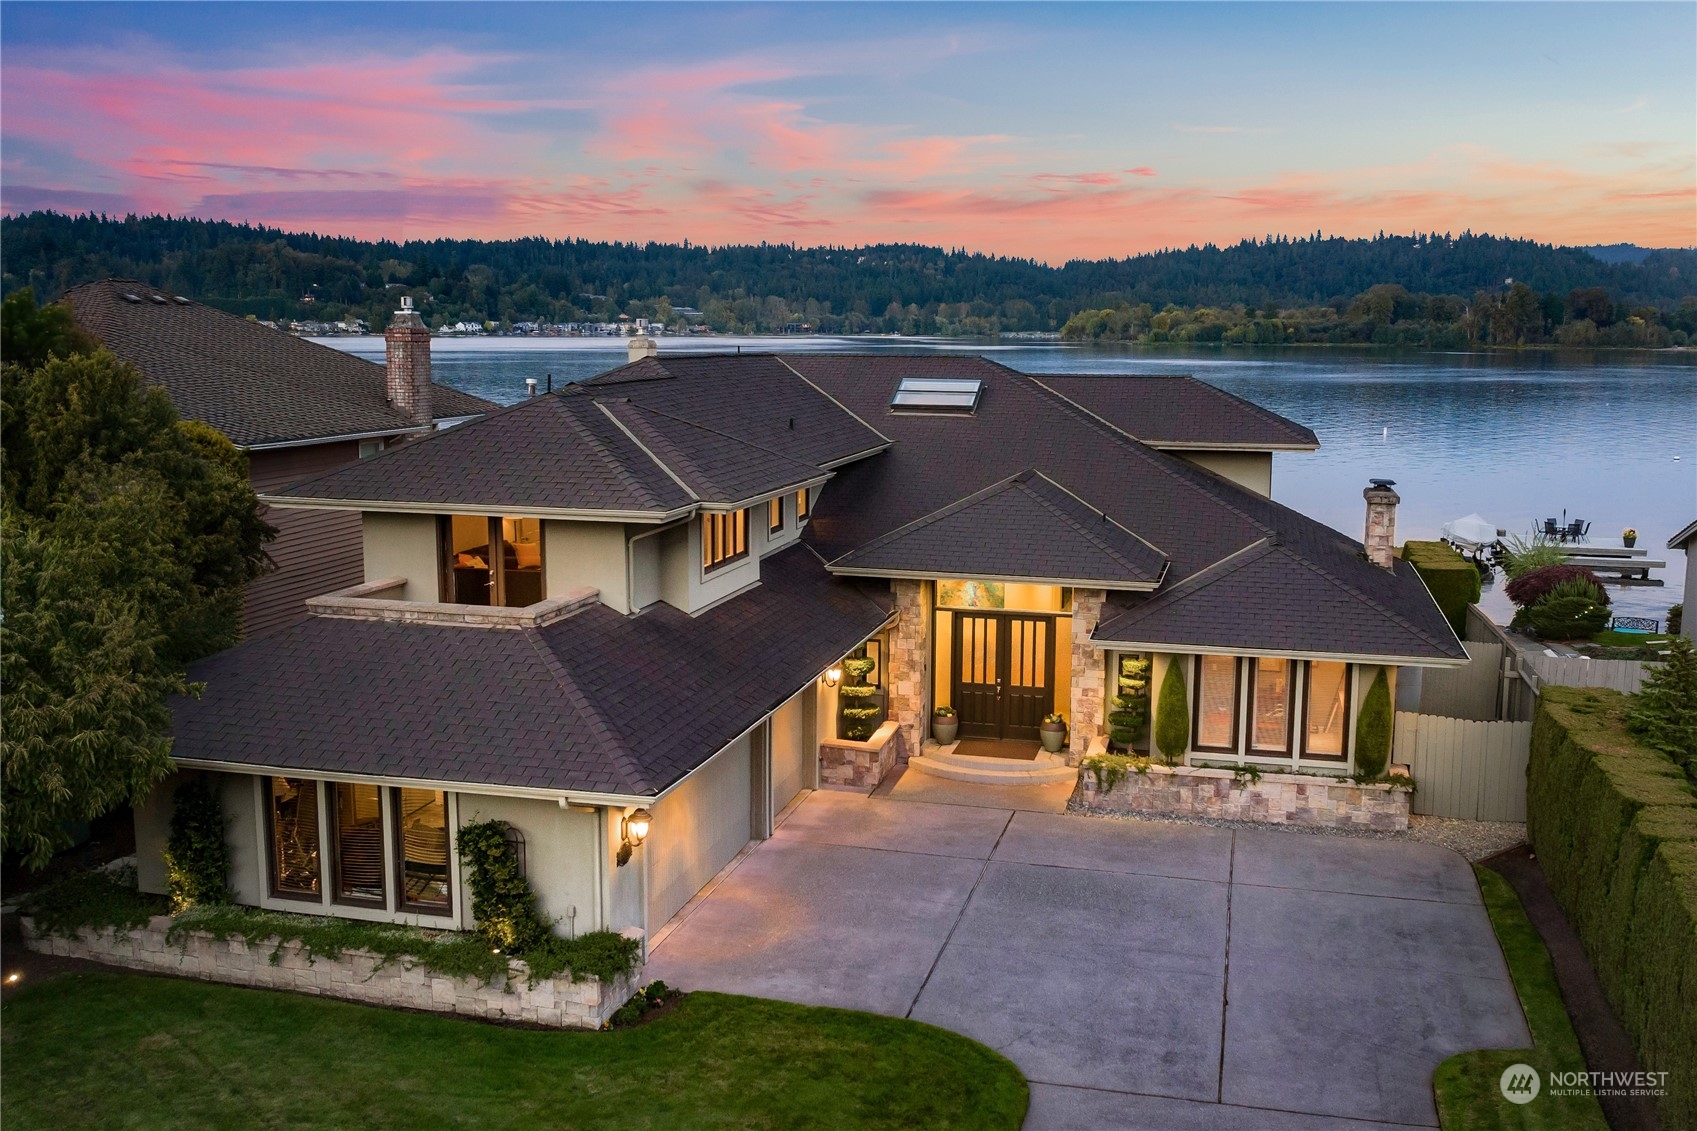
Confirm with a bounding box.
[1623,535,1637,548]
[1039,722,1067,753]
[932,716,958,744]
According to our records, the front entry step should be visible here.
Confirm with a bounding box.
[909,745,1079,786]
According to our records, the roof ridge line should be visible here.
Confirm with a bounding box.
[1104,538,1279,626]
[1023,470,1170,567]
[1272,543,1460,654]
[828,471,1028,565]
[552,397,684,508]
[772,356,894,445]
[522,626,655,795]
[989,360,1279,540]
[595,401,703,503]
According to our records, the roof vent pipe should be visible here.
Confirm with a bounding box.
[1363,479,1400,570]
[526,377,538,398]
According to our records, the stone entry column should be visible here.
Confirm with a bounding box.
[885,580,929,755]
[1068,589,1107,763]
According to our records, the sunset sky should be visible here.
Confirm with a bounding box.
[3,2,1692,262]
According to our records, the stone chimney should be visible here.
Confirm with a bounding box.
[627,335,658,363]
[385,297,433,428]
[1363,479,1400,569]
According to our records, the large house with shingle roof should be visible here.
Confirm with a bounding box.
[132,319,1464,949]
[63,281,495,636]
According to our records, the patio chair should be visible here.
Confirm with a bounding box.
[1565,519,1589,543]
[1542,518,1561,541]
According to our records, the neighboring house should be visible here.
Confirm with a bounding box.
[1669,520,1696,639]
[134,345,1464,948]
[63,282,495,637]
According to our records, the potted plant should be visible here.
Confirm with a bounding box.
[1623,527,1638,548]
[1039,712,1067,753]
[932,706,958,745]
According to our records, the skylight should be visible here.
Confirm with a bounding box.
[890,377,983,414]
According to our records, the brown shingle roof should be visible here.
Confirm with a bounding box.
[64,278,494,447]
[1032,374,1319,449]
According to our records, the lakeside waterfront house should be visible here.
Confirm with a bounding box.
[134,322,1466,947]
[64,281,496,636]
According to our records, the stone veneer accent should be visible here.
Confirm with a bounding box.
[885,580,928,754]
[1077,762,1410,831]
[20,916,642,1030]
[1067,588,1107,763]
[819,719,908,792]
[306,577,600,628]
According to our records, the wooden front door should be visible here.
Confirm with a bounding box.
[951,612,1055,741]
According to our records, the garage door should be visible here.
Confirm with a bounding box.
[647,733,754,929]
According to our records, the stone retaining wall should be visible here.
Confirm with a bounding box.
[20,916,641,1029]
[820,719,907,791]
[1078,762,1410,830]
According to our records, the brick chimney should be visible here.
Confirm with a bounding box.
[1363,479,1400,569]
[627,335,658,363]
[385,297,433,428]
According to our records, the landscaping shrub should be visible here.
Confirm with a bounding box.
[1525,590,1611,640]
[1354,668,1392,777]
[1668,602,1683,637]
[1625,637,1697,783]
[1527,687,1697,1129]
[1401,540,1480,635]
[1498,534,1566,580]
[456,820,549,952]
[19,866,166,938]
[163,776,230,913]
[1154,659,1188,766]
[1505,564,1608,610]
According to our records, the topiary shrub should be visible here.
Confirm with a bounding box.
[1354,668,1392,778]
[1506,564,1609,610]
[163,777,230,913]
[1154,660,1189,766]
[456,820,549,953]
[1402,541,1481,635]
[1526,590,1611,640]
[1109,655,1151,749]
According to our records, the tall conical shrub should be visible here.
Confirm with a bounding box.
[1355,668,1392,778]
[1154,659,1189,766]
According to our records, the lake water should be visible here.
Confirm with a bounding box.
[318,336,1696,624]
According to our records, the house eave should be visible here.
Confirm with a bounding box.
[258,496,697,523]
[698,473,834,513]
[1086,638,1470,667]
[818,442,893,470]
[827,565,1163,591]
[241,425,431,452]
[1148,440,1320,453]
[169,757,657,807]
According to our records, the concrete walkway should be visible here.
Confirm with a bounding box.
[646,790,1528,1130]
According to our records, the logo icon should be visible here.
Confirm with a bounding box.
[1500,1064,1542,1104]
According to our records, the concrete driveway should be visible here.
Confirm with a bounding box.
[646,789,1528,1130]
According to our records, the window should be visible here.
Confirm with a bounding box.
[1249,658,1293,755]
[890,376,983,414]
[797,488,810,520]
[358,439,385,459]
[331,783,386,907]
[267,777,322,900]
[439,516,545,607]
[768,497,784,535]
[1303,661,1351,760]
[1193,655,1240,752]
[701,509,748,573]
[394,788,451,913]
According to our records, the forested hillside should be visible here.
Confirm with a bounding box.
[2,210,1691,340]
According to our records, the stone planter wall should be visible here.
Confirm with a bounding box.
[19,916,641,1029]
[820,719,907,792]
[1078,762,1410,830]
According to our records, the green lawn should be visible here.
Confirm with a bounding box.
[1432,867,1607,1131]
[2,974,1028,1130]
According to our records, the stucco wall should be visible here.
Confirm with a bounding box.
[1174,451,1274,497]
[770,692,809,813]
[647,734,753,930]
[688,516,761,611]
[362,512,440,601]
[457,795,602,937]
[545,520,628,612]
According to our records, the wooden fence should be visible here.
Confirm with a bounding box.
[1417,641,1504,721]
[1521,653,1653,695]
[1395,711,1532,823]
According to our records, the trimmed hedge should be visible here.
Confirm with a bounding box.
[1401,541,1481,635]
[1527,687,1697,1130]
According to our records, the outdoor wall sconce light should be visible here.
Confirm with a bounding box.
[824,666,843,688]
[617,807,653,867]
